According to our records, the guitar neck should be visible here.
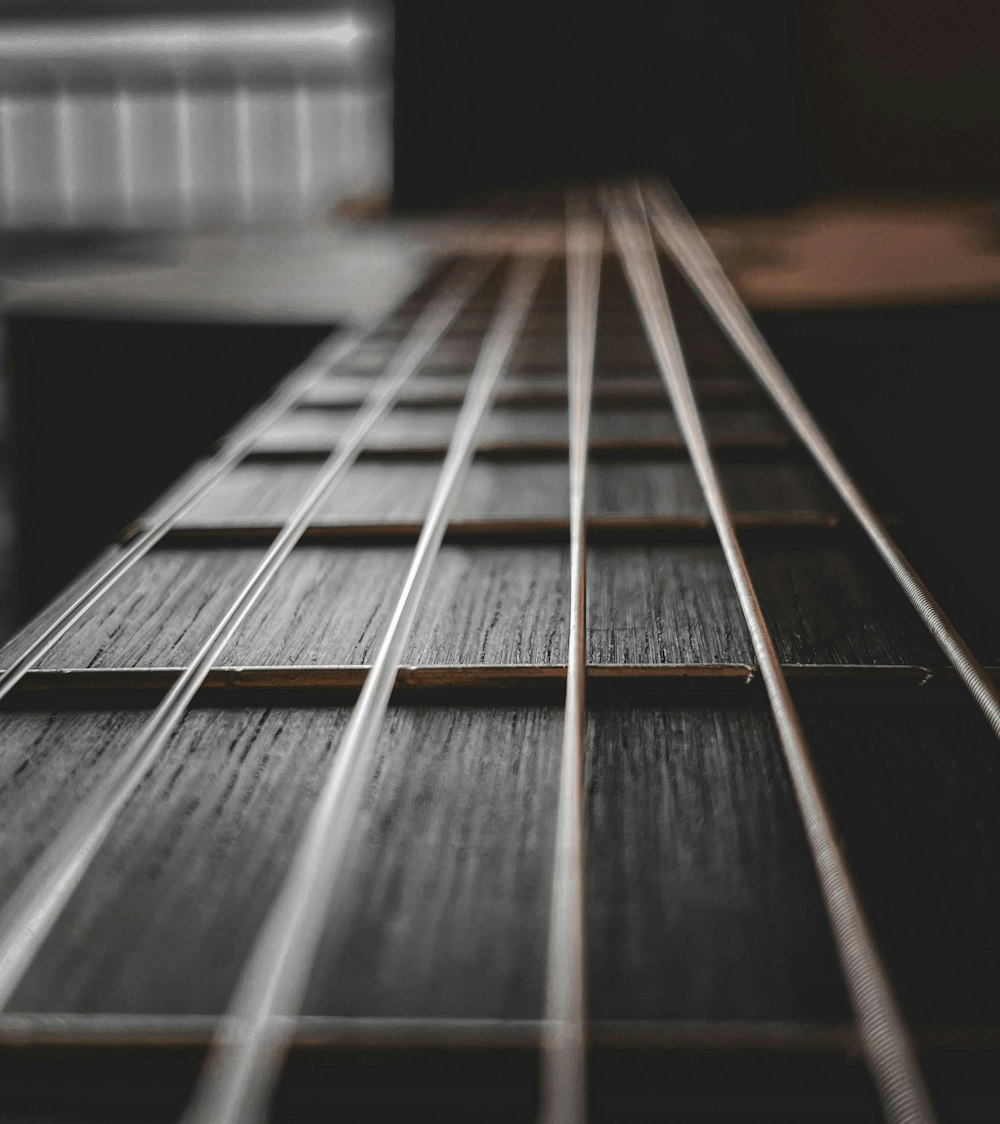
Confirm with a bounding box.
[0,184,997,1123]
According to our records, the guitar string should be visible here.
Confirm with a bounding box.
[179,252,546,1124]
[1,191,975,1115]
[0,257,487,707]
[538,191,601,1124]
[641,179,1000,740]
[0,255,494,1011]
[0,330,353,703]
[605,184,938,1124]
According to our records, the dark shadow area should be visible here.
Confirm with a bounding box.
[3,315,333,621]
[393,2,813,213]
[759,300,1000,664]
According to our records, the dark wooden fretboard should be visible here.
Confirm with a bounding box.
[0,184,997,1123]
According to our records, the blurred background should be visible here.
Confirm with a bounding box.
[1,0,999,638]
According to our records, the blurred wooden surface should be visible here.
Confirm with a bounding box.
[708,196,1000,309]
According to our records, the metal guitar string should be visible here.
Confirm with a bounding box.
[606,184,937,1124]
[0,257,490,706]
[180,253,546,1124]
[0,256,493,1010]
[641,179,1000,740]
[538,191,601,1124]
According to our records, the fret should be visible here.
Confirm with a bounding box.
[2,536,949,675]
[642,180,1000,740]
[0,330,356,707]
[249,434,800,459]
[0,1017,911,1122]
[607,185,936,1123]
[5,663,998,704]
[179,255,547,1124]
[0,185,998,1123]
[0,258,490,709]
[0,255,495,1012]
[0,1012,866,1048]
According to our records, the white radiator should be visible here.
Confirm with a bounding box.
[0,8,392,230]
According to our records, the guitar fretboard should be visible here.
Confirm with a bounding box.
[0,184,997,1124]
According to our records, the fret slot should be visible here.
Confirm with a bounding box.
[158,517,858,548]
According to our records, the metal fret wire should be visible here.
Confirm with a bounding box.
[0,331,352,705]
[605,186,938,1124]
[539,192,601,1124]
[0,258,487,707]
[0,257,493,1011]
[641,179,1000,740]
[179,254,546,1124]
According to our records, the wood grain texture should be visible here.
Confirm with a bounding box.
[3,695,997,1027]
[587,543,944,666]
[5,705,351,1015]
[303,706,562,1019]
[3,547,267,671]
[588,544,751,665]
[4,538,947,672]
[587,703,849,1021]
[179,457,571,527]
[399,544,568,667]
[2,705,561,1020]
[221,542,568,668]
[0,709,154,910]
[25,546,403,670]
[589,459,839,516]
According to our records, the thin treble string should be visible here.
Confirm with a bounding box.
[538,190,601,1124]
[0,256,494,1012]
[0,329,354,705]
[179,252,547,1124]
[0,257,481,707]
